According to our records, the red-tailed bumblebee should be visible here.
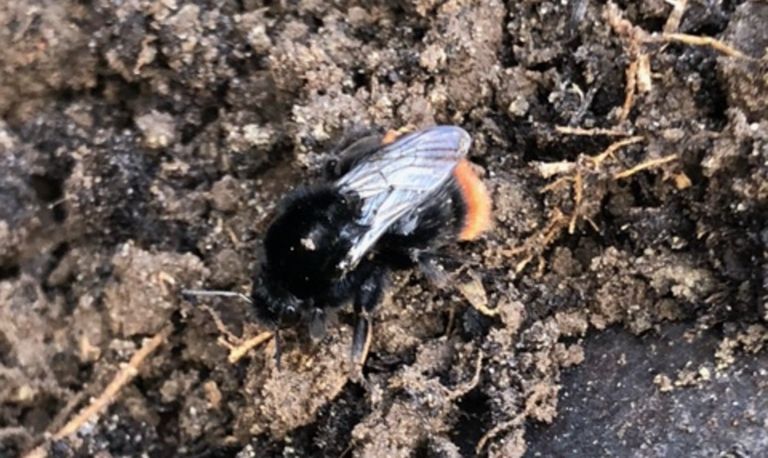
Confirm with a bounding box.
[186,125,491,366]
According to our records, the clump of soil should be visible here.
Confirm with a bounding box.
[1,0,766,457]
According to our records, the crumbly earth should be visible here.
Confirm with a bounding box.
[1,1,766,457]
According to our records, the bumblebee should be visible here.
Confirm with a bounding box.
[187,126,491,366]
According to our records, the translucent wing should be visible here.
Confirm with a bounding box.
[335,125,471,270]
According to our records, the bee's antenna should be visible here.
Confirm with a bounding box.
[47,195,73,210]
[181,289,253,304]
[274,328,283,370]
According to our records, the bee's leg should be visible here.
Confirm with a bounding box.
[350,265,388,374]
[416,252,451,289]
[308,307,327,342]
[326,125,417,179]
[326,133,384,179]
[351,316,371,378]
[332,124,381,152]
[274,328,283,370]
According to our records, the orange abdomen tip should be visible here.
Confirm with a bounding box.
[453,159,492,241]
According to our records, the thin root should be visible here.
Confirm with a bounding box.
[584,215,600,232]
[505,209,567,274]
[605,2,649,123]
[542,209,568,246]
[620,58,638,122]
[201,304,274,363]
[568,171,584,234]
[514,254,535,274]
[476,414,524,454]
[588,136,645,167]
[202,305,242,345]
[654,33,749,59]
[225,225,242,249]
[227,331,274,364]
[614,154,677,180]
[540,176,573,194]
[521,136,647,269]
[554,126,629,137]
[447,351,484,402]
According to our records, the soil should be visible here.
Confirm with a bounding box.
[1,1,766,457]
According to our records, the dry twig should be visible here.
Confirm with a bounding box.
[24,326,173,458]
[55,326,172,439]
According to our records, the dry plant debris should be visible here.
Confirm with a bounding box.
[505,135,680,276]
[24,326,173,458]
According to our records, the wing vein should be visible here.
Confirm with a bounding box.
[335,126,471,270]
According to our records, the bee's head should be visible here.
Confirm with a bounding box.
[251,273,304,329]
[251,270,328,368]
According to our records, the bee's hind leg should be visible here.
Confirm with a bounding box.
[325,128,384,180]
[413,248,462,290]
[325,125,417,180]
[350,265,388,378]
[308,307,327,342]
[417,252,451,289]
[351,315,372,379]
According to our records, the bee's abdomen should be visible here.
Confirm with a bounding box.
[451,159,492,241]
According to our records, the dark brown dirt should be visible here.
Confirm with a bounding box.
[1,1,766,457]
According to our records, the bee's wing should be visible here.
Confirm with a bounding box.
[336,125,471,270]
